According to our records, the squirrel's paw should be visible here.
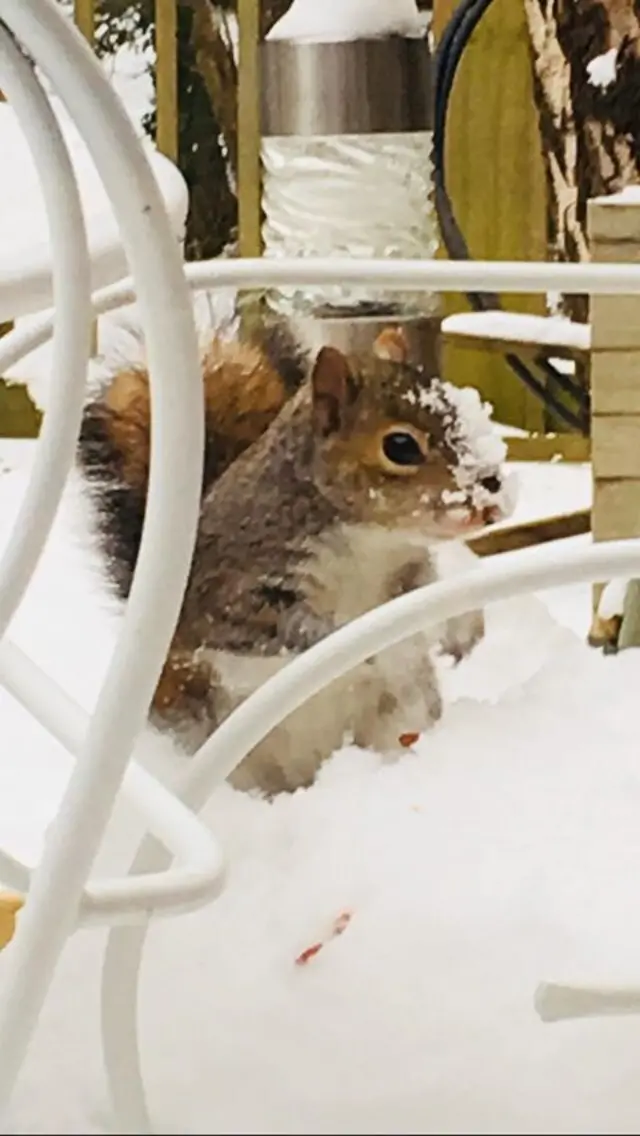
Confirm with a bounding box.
[439,608,485,664]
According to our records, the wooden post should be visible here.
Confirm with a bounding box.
[155,0,179,163]
[588,194,640,646]
[432,0,547,433]
[73,0,96,45]
[236,0,263,334]
[237,0,262,259]
[73,0,99,357]
[0,83,10,342]
[0,64,40,438]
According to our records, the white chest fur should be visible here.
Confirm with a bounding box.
[209,523,450,793]
[298,522,437,625]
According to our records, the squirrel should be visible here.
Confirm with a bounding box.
[78,315,512,795]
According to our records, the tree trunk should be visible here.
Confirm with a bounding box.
[98,2,295,259]
[524,0,640,318]
[523,1,640,651]
[175,1,295,258]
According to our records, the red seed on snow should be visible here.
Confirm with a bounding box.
[332,911,352,936]
[295,942,323,966]
[399,732,420,747]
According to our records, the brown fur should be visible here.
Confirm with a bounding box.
[179,351,486,655]
[102,337,292,494]
[78,316,310,603]
[588,611,622,652]
[79,320,507,794]
[154,649,215,714]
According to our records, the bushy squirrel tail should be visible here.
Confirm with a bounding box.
[77,312,309,602]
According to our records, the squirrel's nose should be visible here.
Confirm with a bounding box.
[480,474,501,495]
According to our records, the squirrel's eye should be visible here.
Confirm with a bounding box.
[381,431,424,468]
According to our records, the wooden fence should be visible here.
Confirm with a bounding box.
[432,0,548,434]
[73,0,179,161]
[3,1,567,448]
[75,0,261,255]
[102,0,549,435]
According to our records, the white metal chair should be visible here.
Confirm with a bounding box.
[0,1,220,1128]
[0,97,188,326]
[3,4,640,1133]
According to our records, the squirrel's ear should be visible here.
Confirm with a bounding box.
[373,326,410,363]
[311,346,356,436]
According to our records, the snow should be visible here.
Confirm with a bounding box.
[593,185,640,207]
[0,44,183,324]
[0,312,623,1136]
[587,48,618,91]
[5,286,240,412]
[598,578,629,620]
[403,379,514,516]
[39,26,153,135]
[5,22,640,1136]
[267,0,427,42]
[0,285,630,1136]
[4,439,640,1134]
[442,311,591,353]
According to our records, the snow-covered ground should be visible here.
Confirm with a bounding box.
[2,11,640,1135]
[2,435,640,1136]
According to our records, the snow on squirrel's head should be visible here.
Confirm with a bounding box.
[309,325,516,540]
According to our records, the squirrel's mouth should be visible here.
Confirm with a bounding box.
[437,502,504,537]
[435,467,517,537]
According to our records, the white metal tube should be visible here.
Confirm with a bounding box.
[0,198,638,1132]
[100,533,640,1134]
[110,255,640,297]
[5,252,640,382]
[0,26,92,638]
[112,254,640,296]
[0,851,30,897]
[535,982,640,1022]
[0,639,225,923]
[0,0,204,1115]
[171,255,640,293]
[175,537,640,797]
[0,59,637,1132]
[4,253,640,387]
[101,871,161,1134]
[0,11,634,1130]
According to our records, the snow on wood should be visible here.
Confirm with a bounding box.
[598,578,629,620]
[441,311,591,353]
[586,48,618,91]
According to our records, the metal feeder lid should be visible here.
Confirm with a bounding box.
[260,36,433,138]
